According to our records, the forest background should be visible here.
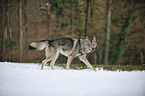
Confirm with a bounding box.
[0,0,145,66]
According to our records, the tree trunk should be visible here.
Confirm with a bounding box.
[140,51,143,66]
[104,0,112,65]
[90,0,97,65]
[94,52,97,65]
[113,2,134,65]
[85,0,90,37]
[0,0,9,61]
[47,5,51,37]
[24,0,28,59]
[19,0,23,61]
[70,0,74,35]
[7,0,12,61]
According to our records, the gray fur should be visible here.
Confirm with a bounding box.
[29,37,97,71]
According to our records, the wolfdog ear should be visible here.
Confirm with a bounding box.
[92,36,96,43]
[85,36,88,40]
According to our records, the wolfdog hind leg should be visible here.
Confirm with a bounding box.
[66,56,73,70]
[41,57,51,70]
[79,55,95,71]
[50,53,59,70]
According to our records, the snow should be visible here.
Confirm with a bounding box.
[0,62,145,96]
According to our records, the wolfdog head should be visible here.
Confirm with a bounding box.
[29,40,48,50]
[83,36,97,53]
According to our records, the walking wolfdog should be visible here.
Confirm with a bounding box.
[29,36,97,71]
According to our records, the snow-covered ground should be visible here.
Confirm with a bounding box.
[0,62,145,96]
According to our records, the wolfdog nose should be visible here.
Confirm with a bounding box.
[29,45,36,50]
[89,48,93,51]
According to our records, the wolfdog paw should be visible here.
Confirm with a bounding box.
[51,67,55,70]
[93,68,97,72]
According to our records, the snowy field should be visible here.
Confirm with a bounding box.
[0,62,145,96]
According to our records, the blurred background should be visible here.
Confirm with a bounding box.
[0,0,145,66]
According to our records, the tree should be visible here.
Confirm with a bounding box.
[18,0,23,61]
[104,0,112,65]
[70,0,74,35]
[85,0,90,37]
[0,0,7,61]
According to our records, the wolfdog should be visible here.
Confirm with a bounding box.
[29,36,97,71]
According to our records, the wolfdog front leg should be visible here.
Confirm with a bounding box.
[41,56,52,70]
[79,55,95,71]
[66,56,73,70]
